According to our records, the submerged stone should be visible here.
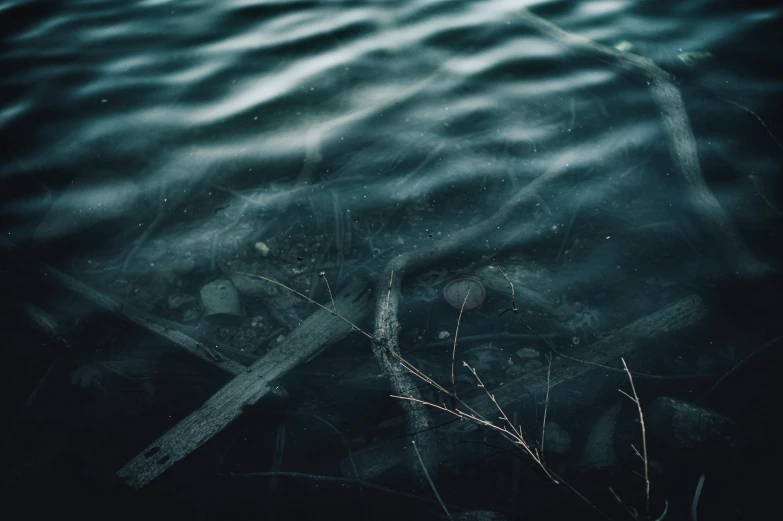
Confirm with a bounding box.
[443,278,486,310]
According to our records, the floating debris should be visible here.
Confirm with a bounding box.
[254,241,271,256]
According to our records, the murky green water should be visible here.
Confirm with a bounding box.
[2,1,782,519]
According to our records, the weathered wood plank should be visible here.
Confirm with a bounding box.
[451,294,708,434]
[1,238,246,374]
[117,280,370,488]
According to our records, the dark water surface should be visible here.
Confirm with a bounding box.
[2,1,782,519]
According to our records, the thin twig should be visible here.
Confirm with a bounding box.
[94,361,157,382]
[707,335,782,397]
[462,361,557,483]
[691,474,705,521]
[412,440,453,521]
[233,271,453,397]
[497,267,517,317]
[718,95,783,153]
[221,471,462,509]
[451,287,471,396]
[319,271,337,312]
[654,499,669,521]
[230,271,373,341]
[550,344,706,381]
[544,468,612,521]
[541,352,552,458]
[293,410,366,503]
[24,358,58,408]
[420,332,564,349]
[308,237,334,299]
[621,357,650,519]
[555,192,585,263]
[609,486,640,520]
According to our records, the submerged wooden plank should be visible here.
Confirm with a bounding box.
[0,238,246,374]
[451,294,708,434]
[117,280,370,488]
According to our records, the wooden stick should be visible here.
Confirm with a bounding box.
[371,270,440,478]
[117,280,370,488]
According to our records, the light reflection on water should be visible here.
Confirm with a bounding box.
[1,0,781,519]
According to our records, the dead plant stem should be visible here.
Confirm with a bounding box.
[451,287,471,396]
[319,271,337,311]
[413,440,453,521]
[620,357,650,519]
[541,353,552,458]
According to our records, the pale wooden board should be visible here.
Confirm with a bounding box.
[117,280,370,488]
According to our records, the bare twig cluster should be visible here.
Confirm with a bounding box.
[393,358,556,483]
[618,357,650,519]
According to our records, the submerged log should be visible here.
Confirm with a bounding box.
[117,280,370,488]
